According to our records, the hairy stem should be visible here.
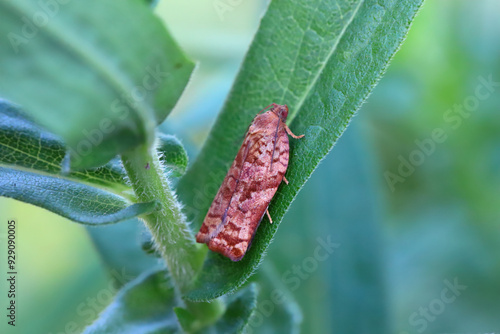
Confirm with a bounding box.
[121,143,203,292]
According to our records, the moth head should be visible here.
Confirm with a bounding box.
[272,104,289,122]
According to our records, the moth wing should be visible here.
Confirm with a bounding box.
[207,118,289,261]
[196,128,261,243]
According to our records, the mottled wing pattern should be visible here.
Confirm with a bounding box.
[195,131,254,243]
[196,111,289,261]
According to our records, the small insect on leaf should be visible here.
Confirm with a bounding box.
[196,104,304,261]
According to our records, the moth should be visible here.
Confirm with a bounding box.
[196,103,304,261]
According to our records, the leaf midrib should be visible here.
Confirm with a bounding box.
[0,139,130,193]
[0,163,134,202]
[285,0,364,124]
[0,139,61,171]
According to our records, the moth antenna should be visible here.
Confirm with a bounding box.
[258,103,278,114]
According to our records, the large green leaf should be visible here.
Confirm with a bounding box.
[0,0,194,168]
[0,100,129,192]
[0,166,158,225]
[179,0,424,300]
[321,125,389,333]
[175,284,258,334]
[269,123,389,332]
[83,270,180,334]
[0,101,189,225]
[86,220,163,284]
[84,268,257,334]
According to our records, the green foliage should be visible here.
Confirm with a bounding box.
[0,0,426,332]
[0,101,129,191]
[203,284,257,334]
[0,0,193,168]
[250,263,303,334]
[83,270,180,334]
[83,268,257,334]
[86,220,163,282]
[0,101,189,225]
[175,285,257,334]
[0,166,158,225]
[179,0,424,301]
[271,123,389,333]
[157,133,189,178]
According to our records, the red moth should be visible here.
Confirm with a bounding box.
[196,103,304,261]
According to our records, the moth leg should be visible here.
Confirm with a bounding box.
[283,176,289,185]
[266,209,273,224]
[284,124,305,139]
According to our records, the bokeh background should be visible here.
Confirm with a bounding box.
[1,0,499,333]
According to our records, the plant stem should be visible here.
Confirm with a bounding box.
[121,143,203,292]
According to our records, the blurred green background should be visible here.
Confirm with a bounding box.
[1,0,499,333]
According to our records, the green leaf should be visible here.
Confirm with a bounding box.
[206,283,258,334]
[0,166,158,225]
[179,0,424,300]
[319,125,389,333]
[270,123,388,332]
[249,263,302,334]
[0,0,194,169]
[173,307,197,332]
[0,100,190,190]
[86,220,163,284]
[0,100,191,226]
[83,269,181,334]
[157,133,189,178]
[195,284,258,334]
[84,268,256,334]
[0,100,129,192]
